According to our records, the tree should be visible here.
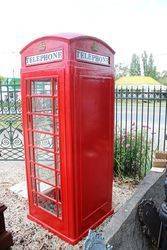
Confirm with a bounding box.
[115,63,129,79]
[129,54,141,76]
[141,51,148,76]
[141,51,159,80]
[116,51,161,81]
[158,71,167,86]
[0,75,4,83]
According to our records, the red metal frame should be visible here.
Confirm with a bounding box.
[20,34,115,244]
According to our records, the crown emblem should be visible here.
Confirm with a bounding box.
[38,42,46,52]
[91,42,99,52]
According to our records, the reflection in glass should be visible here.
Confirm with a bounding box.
[32,97,52,113]
[31,80,52,95]
[34,132,54,149]
[33,115,53,132]
[34,148,54,165]
[30,79,62,218]
[37,194,58,215]
[36,179,53,194]
[35,165,55,186]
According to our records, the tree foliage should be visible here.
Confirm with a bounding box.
[158,71,167,86]
[126,51,159,80]
[129,54,141,76]
[0,75,4,84]
[116,52,165,83]
[115,63,129,79]
[141,51,159,80]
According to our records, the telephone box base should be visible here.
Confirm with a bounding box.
[28,209,114,245]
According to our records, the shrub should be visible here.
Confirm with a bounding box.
[114,127,151,181]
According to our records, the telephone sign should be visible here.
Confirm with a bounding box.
[76,50,110,65]
[26,50,63,66]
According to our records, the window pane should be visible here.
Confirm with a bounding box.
[36,194,58,215]
[31,80,51,95]
[32,97,52,113]
[34,148,54,165]
[35,165,55,186]
[36,179,54,195]
[33,115,54,132]
[35,180,61,204]
[34,132,54,149]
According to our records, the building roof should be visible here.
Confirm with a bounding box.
[116,76,160,86]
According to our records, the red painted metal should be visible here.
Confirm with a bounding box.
[20,34,115,244]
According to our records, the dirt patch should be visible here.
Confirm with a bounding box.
[0,162,136,249]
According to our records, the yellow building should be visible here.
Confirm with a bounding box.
[116,76,165,90]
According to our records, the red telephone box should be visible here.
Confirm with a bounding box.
[20,34,115,244]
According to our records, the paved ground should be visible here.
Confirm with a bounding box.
[0,161,136,249]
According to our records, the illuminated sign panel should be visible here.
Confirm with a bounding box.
[26,50,63,66]
[76,50,110,65]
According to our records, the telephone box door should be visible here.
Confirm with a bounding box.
[74,68,114,233]
[22,70,67,234]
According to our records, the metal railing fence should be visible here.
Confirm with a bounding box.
[0,78,23,160]
[0,78,167,180]
[115,86,167,179]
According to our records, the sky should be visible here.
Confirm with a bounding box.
[0,0,166,77]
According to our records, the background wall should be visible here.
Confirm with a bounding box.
[103,169,166,250]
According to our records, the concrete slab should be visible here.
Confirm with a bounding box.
[10,180,52,199]
[151,167,165,172]
[10,181,28,199]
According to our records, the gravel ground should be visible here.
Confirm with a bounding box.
[0,162,136,249]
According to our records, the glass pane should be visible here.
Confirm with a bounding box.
[35,180,59,203]
[33,115,54,132]
[35,165,55,186]
[36,179,54,195]
[31,80,51,95]
[34,132,54,149]
[34,148,54,165]
[36,194,58,215]
[32,97,52,113]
